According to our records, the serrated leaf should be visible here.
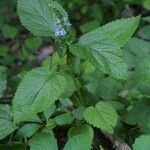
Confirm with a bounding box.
[132,135,150,150]
[84,102,118,133]
[70,43,127,79]
[79,16,140,47]
[29,133,58,150]
[17,0,68,37]
[64,125,93,150]
[70,17,140,79]
[125,103,150,133]
[13,67,76,123]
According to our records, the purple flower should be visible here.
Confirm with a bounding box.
[54,17,71,37]
[64,17,71,26]
[55,28,66,36]
[54,19,66,36]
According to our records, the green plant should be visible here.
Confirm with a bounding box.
[0,0,150,149]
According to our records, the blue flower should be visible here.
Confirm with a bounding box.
[64,17,71,26]
[55,28,66,36]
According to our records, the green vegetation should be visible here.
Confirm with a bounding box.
[0,0,150,149]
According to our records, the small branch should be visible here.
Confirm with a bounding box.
[93,128,131,150]
[105,133,132,150]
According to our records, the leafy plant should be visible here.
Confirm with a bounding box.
[0,0,150,149]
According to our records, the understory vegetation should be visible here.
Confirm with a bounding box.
[0,0,150,149]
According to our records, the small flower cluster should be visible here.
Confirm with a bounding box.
[54,17,71,37]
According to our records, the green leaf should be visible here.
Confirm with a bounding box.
[80,20,100,33]
[2,24,18,39]
[70,43,127,79]
[0,66,7,98]
[54,112,74,125]
[59,98,73,108]
[81,61,95,75]
[13,67,76,123]
[132,135,150,150]
[72,107,84,120]
[0,104,16,140]
[25,36,42,51]
[125,37,150,57]
[43,104,56,122]
[130,56,150,95]
[43,119,56,133]
[86,77,121,100]
[0,119,16,140]
[125,103,150,133]
[25,115,42,123]
[70,16,140,79]
[107,101,124,110]
[64,125,93,150]
[124,37,150,69]
[138,25,150,40]
[17,0,68,37]
[42,53,67,70]
[60,74,77,98]
[83,102,118,133]
[64,134,92,150]
[96,78,121,100]
[17,123,41,138]
[29,133,58,150]
[0,104,13,121]
[68,124,93,139]
[99,145,104,150]
[143,0,150,10]
[79,16,140,47]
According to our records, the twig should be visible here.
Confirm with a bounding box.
[105,133,131,150]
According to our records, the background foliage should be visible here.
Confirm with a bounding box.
[0,0,150,149]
